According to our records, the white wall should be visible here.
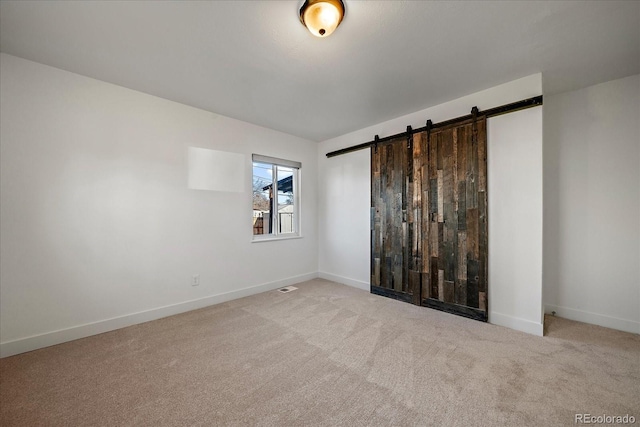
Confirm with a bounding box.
[318,74,544,335]
[488,108,543,335]
[0,53,318,357]
[543,74,640,334]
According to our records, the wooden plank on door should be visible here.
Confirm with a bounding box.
[467,259,480,309]
[437,170,444,223]
[456,231,467,305]
[394,141,403,291]
[443,280,455,303]
[457,125,467,183]
[478,193,487,295]
[478,119,487,193]
[466,124,478,209]
[466,208,479,259]
[456,179,466,229]
[430,257,439,299]
[409,270,421,305]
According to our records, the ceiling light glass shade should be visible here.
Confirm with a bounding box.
[300,0,345,38]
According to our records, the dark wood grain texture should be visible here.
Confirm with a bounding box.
[371,115,488,321]
[371,136,420,301]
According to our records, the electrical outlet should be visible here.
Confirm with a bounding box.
[192,274,200,286]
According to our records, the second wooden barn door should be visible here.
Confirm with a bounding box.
[418,118,488,320]
[371,117,488,321]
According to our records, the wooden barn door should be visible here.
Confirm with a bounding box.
[417,117,488,321]
[371,135,420,304]
[371,115,488,321]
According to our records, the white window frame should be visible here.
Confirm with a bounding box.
[252,154,301,242]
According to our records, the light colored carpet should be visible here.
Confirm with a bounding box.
[1,279,638,426]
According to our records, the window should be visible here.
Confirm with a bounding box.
[252,154,301,239]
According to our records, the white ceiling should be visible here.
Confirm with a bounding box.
[1,1,638,142]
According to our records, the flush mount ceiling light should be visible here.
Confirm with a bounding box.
[299,0,345,38]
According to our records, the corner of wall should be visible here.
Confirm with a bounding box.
[544,304,640,335]
[318,271,369,291]
[489,311,544,337]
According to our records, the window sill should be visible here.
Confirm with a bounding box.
[251,235,303,243]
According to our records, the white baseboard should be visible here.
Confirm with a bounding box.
[0,272,318,358]
[489,311,544,336]
[318,271,369,291]
[545,304,639,335]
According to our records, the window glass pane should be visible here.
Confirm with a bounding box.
[252,162,273,235]
[276,166,295,234]
[251,155,300,239]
